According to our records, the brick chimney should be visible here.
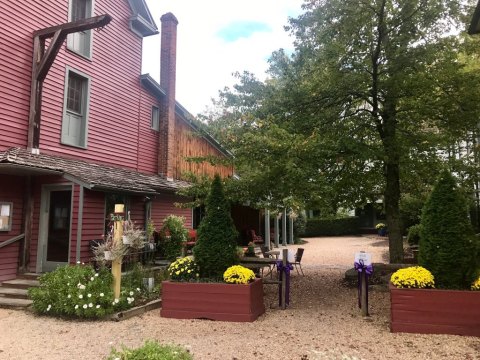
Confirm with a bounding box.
[158,12,178,179]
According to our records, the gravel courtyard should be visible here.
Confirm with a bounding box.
[0,236,479,360]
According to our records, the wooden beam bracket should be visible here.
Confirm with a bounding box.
[27,14,112,149]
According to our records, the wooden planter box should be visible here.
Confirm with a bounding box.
[161,278,265,322]
[390,283,480,336]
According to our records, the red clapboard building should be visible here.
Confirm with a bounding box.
[0,0,234,282]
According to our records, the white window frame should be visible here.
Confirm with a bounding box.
[0,202,13,232]
[151,105,160,131]
[61,67,91,149]
[67,0,94,59]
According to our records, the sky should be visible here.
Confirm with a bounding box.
[142,0,304,116]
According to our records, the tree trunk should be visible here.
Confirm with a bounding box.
[385,161,403,263]
[382,102,404,263]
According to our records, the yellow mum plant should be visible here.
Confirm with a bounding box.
[472,276,480,291]
[223,265,255,285]
[390,266,435,289]
[167,257,199,282]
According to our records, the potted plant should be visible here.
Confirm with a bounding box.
[375,223,387,236]
[161,215,188,260]
[92,234,128,264]
[390,171,480,336]
[161,175,265,322]
[123,220,147,249]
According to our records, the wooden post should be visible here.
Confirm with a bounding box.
[112,204,124,299]
[361,271,368,316]
[281,248,288,309]
[289,216,294,245]
[19,176,33,273]
[274,215,279,248]
[282,209,287,246]
[264,209,270,250]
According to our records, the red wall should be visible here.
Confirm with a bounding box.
[0,0,159,172]
[79,189,105,262]
[0,176,24,282]
[151,193,192,230]
[137,90,161,174]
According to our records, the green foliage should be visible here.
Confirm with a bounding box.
[28,263,159,319]
[419,171,479,289]
[304,217,360,237]
[400,194,428,233]
[29,264,116,318]
[193,175,239,278]
[204,0,480,263]
[161,215,189,261]
[293,212,307,239]
[122,263,162,302]
[167,257,200,281]
[407,224,422,246]
[107,340,192,360]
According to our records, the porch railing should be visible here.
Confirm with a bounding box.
[0,233,25,250]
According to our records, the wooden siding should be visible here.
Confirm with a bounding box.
[0,1,145,169]
[174,116,233,180]
[151,193,192,229]
[0,176,24,282]
[79,189,105,262]
[137,90,160,174]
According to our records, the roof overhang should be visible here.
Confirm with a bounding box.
[127,0,158,37]
[469,1,480,34]
[0,163,61,176]
[0,148,188,195]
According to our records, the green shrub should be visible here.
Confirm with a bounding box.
[407,224,422,246]
[304,216,360,236]
[28,263,156,318]
[107,340,192,360]
[419,170,479,289]
[293,212,306,240]
[193,175,238,279]
[399,193,427,233]
[29,264,116,318]
[122,263,162,302]
[162,215,189,261]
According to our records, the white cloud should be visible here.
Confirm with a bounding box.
[142,0,303,115]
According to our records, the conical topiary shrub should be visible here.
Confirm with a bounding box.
[193,174,239,279]
[418,170,478,289]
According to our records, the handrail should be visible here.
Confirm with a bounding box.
[0,233,25,249]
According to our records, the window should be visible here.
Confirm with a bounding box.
[0,202,13,232]
[61,68,90,148]
[151,106,160,131]
[67,0,93,58]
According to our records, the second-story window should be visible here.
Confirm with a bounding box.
[61,68,90,148]
[67,0,93,59]
[151,106,160,131]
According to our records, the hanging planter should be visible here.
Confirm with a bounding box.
[104,250,113,261]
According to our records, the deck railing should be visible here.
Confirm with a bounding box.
[0,233,25,250]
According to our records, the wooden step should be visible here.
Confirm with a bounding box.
[0,287,29,299]
[1,279,39,289]
[0,297,32,308]
[17,272,41,280]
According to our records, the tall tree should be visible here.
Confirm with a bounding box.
[205,1,480,262]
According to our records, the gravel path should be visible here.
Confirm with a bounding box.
[0,236,479,360]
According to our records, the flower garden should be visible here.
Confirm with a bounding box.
[29,174,262,323]
[389,171,480,336]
